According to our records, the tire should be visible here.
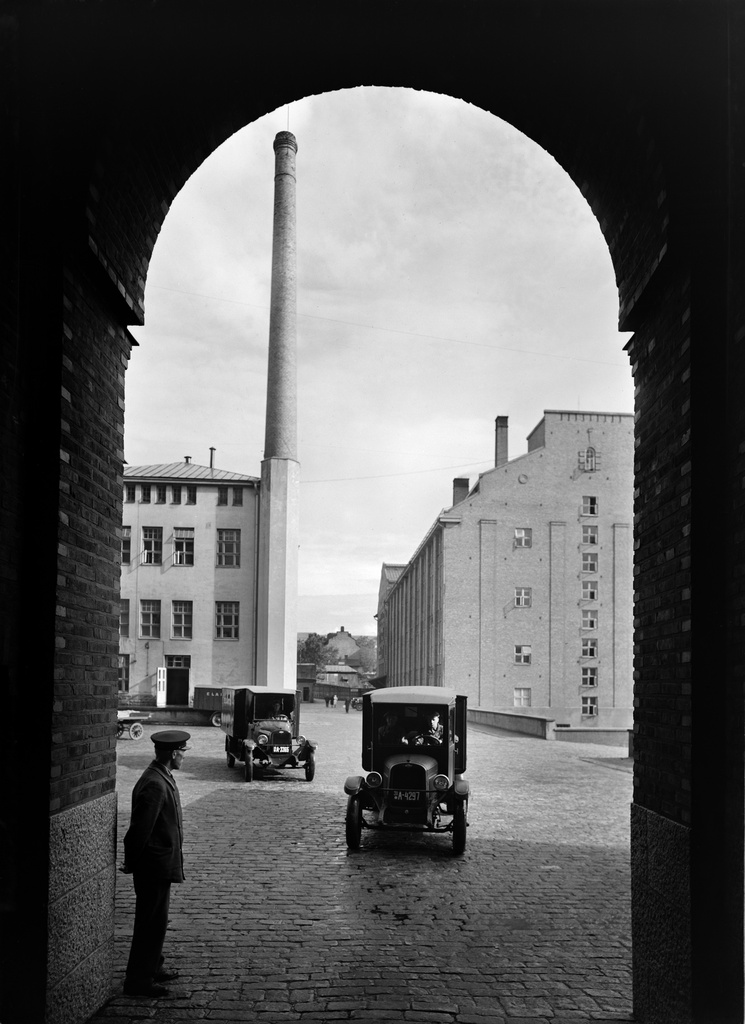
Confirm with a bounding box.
[210,712,222,727]
[244,756,254,782]
[129,722,144,740]
[227,752,235,768]
[345,794,362,850]
[305,753,316,782]
[452,802,467,855]
[117,722,125,738]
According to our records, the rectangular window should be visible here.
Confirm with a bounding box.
[514,587,532,607]
[513,687,532,707]
[582,695,598,716]
[514,527,532,548]
[514,644,532,665]
[582,609,598,630]
[233,487,243,506]
[582,666,598,687]
[581,637,598,658]
[186,485,197,505]
[217,528,241,567]
[582,580,598,601]
[582,551,598,573]
[119,599,130,637]
[582,525,598,545]
[155,484,167,504]
[172,485,182,505]
[118,654,130,693]
[140,599,161,638]
[217,486,229,506]
[216,601,239,639]
[172,600,193,639]
[582,495,598,515]
[142,526,163,565]
[173,527,195,566]
[125,484,136,503]
[166,655,191,669]
[141,484,151,503]
[121,526,131,565]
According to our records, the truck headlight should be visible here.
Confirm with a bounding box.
[257,733,269,746]
[297,734,306,746]
[433,774,449,791]
[366,772,382,788]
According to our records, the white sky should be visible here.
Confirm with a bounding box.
[126,86,634,639]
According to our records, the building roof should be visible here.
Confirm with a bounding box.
[382,564,406,583]
[124,462,259,483]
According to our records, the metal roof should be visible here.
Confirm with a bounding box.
[367,686,463,705]
[124,462,259,483]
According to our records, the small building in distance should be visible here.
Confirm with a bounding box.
[376,412,634,729]
[119,457,259,706]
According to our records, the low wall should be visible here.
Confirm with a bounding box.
[467,707,555,739]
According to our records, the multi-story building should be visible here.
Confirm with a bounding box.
[377,411,634,728]
[119,458,259,705]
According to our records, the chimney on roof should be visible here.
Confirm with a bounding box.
[184,456,191,464]
[452,478,469,505]
[209,447,216,469]
[495,416,508,467]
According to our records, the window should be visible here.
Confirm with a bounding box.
[581,638,598,658]
[121,526,131,565]
[186,485,197,505]
[582,666,598,687]
[582,609,598,630]
[156,484,167,504]
[582,495,598,515]
[142,527,163,565]
[172,485,182,505]
[125,484,136,503]
[514,644,532,665]
[173,527,195,566]
[514,587,532,607]
[217,528,241,567]
[513,687,532,707]
[217,486,229,505]
[140,599,161,638]
[119,599,129,637]
[141,484,151,503]
[582,551,598,573]
[582,525,598,545]
[172,600,193,639]
[233,487,243,506]
[514,527,532,548]
[579,446,599,472]
[582,695,598,716]
[118,654,130,693]
[166,655,191,669]
[582,580,598,601]
[216,601,239,639]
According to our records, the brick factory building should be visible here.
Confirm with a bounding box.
[119,458,259,706]
[377,411,633,729]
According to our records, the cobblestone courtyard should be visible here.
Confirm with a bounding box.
[89,702,633,1023]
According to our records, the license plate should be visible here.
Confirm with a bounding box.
[393,790,419,802]
[273,746,290,753]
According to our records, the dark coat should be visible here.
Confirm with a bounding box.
[123,760,185,882]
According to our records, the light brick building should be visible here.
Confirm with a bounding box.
[119,458,259,705]
[377,411,634,728]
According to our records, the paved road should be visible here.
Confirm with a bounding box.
[90,702,633,1023]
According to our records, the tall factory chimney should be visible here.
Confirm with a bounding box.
[255,131,300,689]
[495,416,509,467]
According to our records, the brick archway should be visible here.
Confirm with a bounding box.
[2,4,743,1023]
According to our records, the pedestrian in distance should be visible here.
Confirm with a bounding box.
[120,730,190,997]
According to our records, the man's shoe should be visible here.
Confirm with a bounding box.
[123,981,170,997]
[154,968,179,982]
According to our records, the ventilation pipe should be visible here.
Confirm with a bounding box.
[209,447,216,469]
[452,478,470,505]
[495,416,509,467]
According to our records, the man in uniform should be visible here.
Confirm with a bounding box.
[121,730,190,997]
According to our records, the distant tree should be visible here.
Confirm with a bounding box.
[297,633,339,672]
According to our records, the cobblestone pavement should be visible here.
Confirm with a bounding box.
[89,703,633,1024]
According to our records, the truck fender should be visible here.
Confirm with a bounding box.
[344,775,365,796]
[453,778,470,800]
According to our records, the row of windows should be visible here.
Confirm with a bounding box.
[513,497,599,550]
[122,527,241,567]
[124,483,245,506]
[515,536,600,569]
[512,588,599,626]
[514,687,598,716]
[121,599,240,640]
[514,645,599,680]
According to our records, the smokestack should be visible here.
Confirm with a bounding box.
[209,447,215,469]
[255,131,300,691]
[495,416,509,467]
[452,478,469,505]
